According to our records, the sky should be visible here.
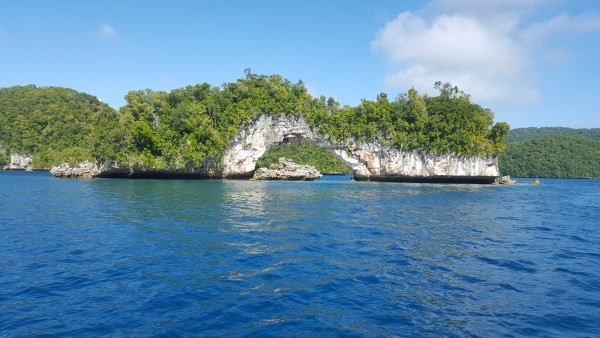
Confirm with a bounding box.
[1,0,600,128]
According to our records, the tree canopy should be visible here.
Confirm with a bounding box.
[0,85,118,168]
[1,72,509,171]
[304,82,508,156]
[499,130,600,178]
[257,143,352,174]
[506,127,600,143]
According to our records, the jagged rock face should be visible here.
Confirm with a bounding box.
[343,142,499,182]
[223,115,331,178]
[50,161,220,179]
[253,157,322,181]
[223,114,499,182]
[50,161,101,178]
[5,153,33,170]
[50,114,500,182]
[496,175,517,185]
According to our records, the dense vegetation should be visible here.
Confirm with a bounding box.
[257,144,352,174]
[0,147,9,166]
[499,129,600,178]
[507,127,600,143]
[306,81,509,155]
[1,71,509,171]
[0,85,119,168]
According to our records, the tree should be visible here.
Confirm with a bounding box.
[1,76,509,172]
[490,122,510,153]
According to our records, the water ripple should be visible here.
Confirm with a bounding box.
[1,173,599,336]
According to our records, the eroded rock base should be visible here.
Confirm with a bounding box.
[252,157,322,181]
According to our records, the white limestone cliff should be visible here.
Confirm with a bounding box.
[3,153,34,170]
[50,161,101,178]
[222,115,328,177]
[338,142,499,181]
[222,114,499,182]
[50,114,500,182]
[252,157,322,181]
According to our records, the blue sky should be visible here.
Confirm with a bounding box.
[1,0,599,128]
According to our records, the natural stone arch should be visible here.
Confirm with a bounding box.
[222,114,362,178]
[222,114,500,183]
[50,114,500,182]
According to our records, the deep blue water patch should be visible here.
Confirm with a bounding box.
[1,171,600,337]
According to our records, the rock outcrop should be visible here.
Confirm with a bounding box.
[340,143,499,183]
[222,114,499,183]
[50,160,221,179]
[51,114,501,183]
[223,115,328,178]
[252,157,322,181]
[2,153,33,171]
[495,175,517,185]
[50,161,102,178]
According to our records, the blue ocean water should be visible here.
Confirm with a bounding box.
[1,171,599,337]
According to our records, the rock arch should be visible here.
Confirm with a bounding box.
[222,114,360,178]
[50,114,500,182]
[222,114,500,183]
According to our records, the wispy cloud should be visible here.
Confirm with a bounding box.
[426,0,547,18]
[521,13,600,42]
[372,1,600,105]
[99,23,117,38]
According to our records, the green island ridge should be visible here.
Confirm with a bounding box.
[499,128,600,178]
[1,71,509,181]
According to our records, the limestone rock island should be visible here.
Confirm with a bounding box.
[0,73,511,183]
[252,157,322,181]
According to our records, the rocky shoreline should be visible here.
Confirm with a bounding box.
[6,165,538,185]
[40,114,502,183]
[1,153,33,171]
[252,157,322,181]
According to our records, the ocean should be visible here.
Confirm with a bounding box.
[1,171,599,337]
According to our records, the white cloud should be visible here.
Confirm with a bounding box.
[521,13,600,42]
[372,1,600,105]
[99,23,117,38]
[373,11,531,102]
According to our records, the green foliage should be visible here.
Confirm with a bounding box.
[499,135,600,178]
[0,85,117,168]
[1,73,508,172]
[0,148,9,166]
[489,122,510,153]
[507,127,600,143]
[305,83,506,156]
[257,143,352,174]
[115,72,314,170]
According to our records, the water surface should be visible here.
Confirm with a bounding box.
[1,172,599,336]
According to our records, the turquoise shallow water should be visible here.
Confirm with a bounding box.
[1,171,599,337]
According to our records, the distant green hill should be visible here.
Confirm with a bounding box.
[499,128,600,178]
[507,127,600,143]
[0,85,119,168]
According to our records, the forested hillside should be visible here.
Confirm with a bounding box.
[499,128,600,178]
[507,127,600,143]
[1,72,509,171]
[0,85,119,168]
